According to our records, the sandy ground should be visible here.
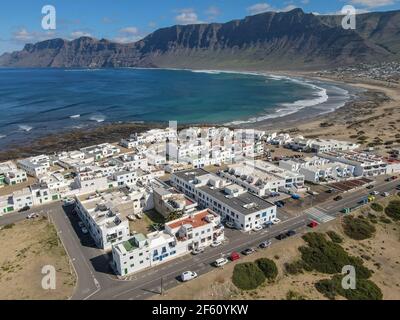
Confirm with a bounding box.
[256,76,400,158]
[154,195,400,300]
[0,217,76,300]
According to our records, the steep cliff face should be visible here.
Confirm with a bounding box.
[1,8,399,70]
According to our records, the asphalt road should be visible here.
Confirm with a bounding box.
[0,177,398,300]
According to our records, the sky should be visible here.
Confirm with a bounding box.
[1,0,400,54]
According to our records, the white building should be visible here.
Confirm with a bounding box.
[171,169,277,232]
[109,154,148,171]
[112,208,224,276]
[17,155,51,177]
[319,151,389,177]
[80,143,120,161]
[279,156,355,183]
[220,160,305,196]
[75,189,137,250]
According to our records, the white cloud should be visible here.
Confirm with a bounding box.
[114,26,143,43]
[70,31,92,39]
[12,28,56,43]
[247,3,272,15]
[175,8,203,25]
[119,27,139,35]
[247,3,300,15]
[205,6,221,20]
[350,0,395,8]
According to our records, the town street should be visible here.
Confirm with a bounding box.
[0,177,399,300]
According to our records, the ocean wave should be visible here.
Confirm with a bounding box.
[226,85,330,126]
[70,114,81,119]
[89,114,106,123]
[18,125,33,132]
[0,135,6,139]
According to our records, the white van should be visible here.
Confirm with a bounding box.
[214,258,229,267]
[181,271,198,282]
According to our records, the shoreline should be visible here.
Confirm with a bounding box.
[0,69,398,161]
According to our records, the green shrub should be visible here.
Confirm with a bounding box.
[379,216,392,224]
[232,263,265,291]
[343,216,376,240]
[326,231,343,244]
[255,258,278,281]
[371,203,384,212]
[284,260,305,275]
[286,290,307,300]
[300,233,372,278]
[385,200,400,221]
[2,224,15,230]
[315,275,383,300]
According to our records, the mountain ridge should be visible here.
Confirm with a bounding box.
[1,8,399,70]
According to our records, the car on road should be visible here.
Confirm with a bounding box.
[253,225,263,232]
[276,233,288,241]
[259,240,272,249]
[381,192,390,197]
[390,176,398,180]
[326,188,335,194]
[370,191,379,196]
[308,221,319,229]
[229,252,241,261]
[242,248,256,256]
[211,241,222,248]
[81,227,89,235]
[27,213,39,219]
[192,247,205,255]
[366,185,374,190]
[396,185,400,190]
[271,218,281,225]
[214,258,229,267]
[286,230,296,237]
[18,206,31,213]
[225,221,236,229]
[181,271,198,282]
[334,196,343,201]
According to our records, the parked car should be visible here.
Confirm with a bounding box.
[397,185,400,190]
[286,230,296,237]
[214,258,229,267]
[381,192,390,197]
[366,185,374,190]
[127,215,137,221]
[242,248,256,256]
[334,196,343,201]
[135,213,143,219]
[192,247,205,255]
[211,241,222,248]
[259,240,272,249]
[81,227,89,235]
[276,233,288,240]
[253,225,263,232]
[181,271,198,282]
[230,252,241,261]
[391,176,398,180]
[225,221,236,229]
[326,189,335,194]
[18,206,31,213]
[370,191,379,196]
[271,218,281,225]
[308,221,319,229]
[27,213,39,219]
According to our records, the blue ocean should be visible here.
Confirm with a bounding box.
[0,68,347,148]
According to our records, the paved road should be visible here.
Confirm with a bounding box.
[0,177,398,300]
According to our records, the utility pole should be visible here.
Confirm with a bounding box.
[160,277,163,296]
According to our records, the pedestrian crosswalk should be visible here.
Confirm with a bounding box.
[305,207,335,223]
